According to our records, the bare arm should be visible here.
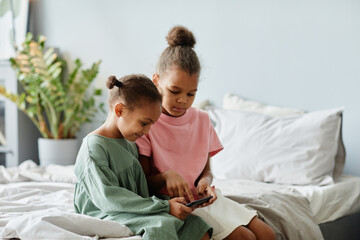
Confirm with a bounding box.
[195,155,213,187]
[194,154,217,205]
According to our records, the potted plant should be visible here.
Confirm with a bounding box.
[0,33,104,166]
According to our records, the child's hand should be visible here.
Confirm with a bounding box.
[163,170,195,202]
[196,179,217,207]
[168,197,193,220]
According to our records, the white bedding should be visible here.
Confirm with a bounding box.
[291,175,360,224]
[1,160,360,239]
[0,161,140,240]
[0,182,139,240]
[213,175,360,224]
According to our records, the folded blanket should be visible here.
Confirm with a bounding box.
[214,179,324,240]
[0,160,76,184]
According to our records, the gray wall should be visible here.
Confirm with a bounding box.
[29,0,360,176]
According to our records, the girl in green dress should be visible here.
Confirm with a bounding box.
[74,74,212,240]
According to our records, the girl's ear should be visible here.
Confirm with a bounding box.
[114,103,125,117]
[152,73,159,87]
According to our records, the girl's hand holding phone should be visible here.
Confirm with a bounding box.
[168,197,193,220]
[163,170,195,202]
[196,178,217,207]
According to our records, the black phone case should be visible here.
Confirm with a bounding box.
[186,196,213,207]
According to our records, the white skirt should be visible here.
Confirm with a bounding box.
[193,189,257,240]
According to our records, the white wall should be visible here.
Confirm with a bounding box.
[29,0,360,176]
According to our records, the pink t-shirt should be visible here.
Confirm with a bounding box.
[136,107,223,198]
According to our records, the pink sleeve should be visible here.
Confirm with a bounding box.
[135,134,152,157]
[208,115,223,157]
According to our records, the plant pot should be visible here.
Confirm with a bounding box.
[38,138,79,166]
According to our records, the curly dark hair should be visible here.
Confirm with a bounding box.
[106,74,162,110]
[156,25,200,76]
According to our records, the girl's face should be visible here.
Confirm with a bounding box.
[153,68,198,117]
[117,101,162,141]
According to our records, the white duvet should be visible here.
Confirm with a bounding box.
[1,160,360,239]
[213,175,360,225]
[0,161,140,240]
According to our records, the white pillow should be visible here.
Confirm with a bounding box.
[193,99,212,110]
[208,107,343,185]
[223,93,306,116]
[222,93,346,180]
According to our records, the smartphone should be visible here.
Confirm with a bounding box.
[186,196,213,207]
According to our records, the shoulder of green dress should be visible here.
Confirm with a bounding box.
[82,135,114,167]
[125,140,139,158]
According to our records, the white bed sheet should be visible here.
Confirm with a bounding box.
[291,175,360,224]
[0,161,141,240]
[213,175,360,225]
[1,160,359,239]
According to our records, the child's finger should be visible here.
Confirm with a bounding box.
[197,184,207,195]
[199,202,210,208]
[168,188,175,198]
[172,188,180,198]
[208,186,217,203]
[178,186,186,198]
[181,204,193,213]
[184,185,195,202]
[173,197,187,204]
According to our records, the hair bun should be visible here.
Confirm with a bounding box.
[106,75,118,89]
[166,25,196,48]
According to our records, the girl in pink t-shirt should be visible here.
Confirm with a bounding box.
[136,26,275,240]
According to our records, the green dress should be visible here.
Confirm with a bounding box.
[74,135,212,240]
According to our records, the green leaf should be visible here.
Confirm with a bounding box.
[94,89,102,95]
[45,53,57,66]
[8,32,104,139]
[51,68,62,79]
[25,32,33,43]
[43,48,54,62]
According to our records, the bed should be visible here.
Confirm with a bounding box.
[1,161,359,240]
[207,93,360,240]
[1,94,360,240]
